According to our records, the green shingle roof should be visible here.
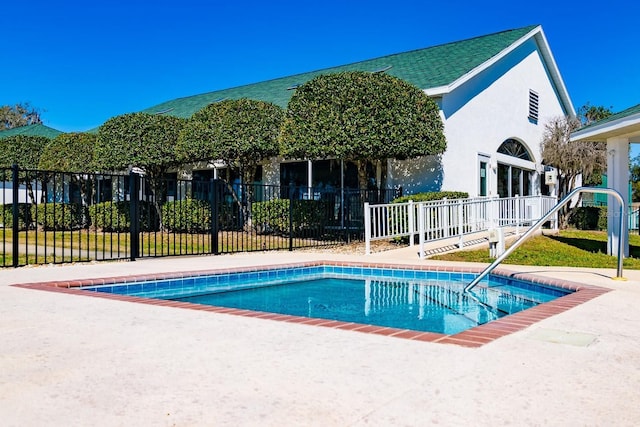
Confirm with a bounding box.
[142,25,539,118]
[0,123,63,139]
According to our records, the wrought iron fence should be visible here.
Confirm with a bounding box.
[1,165,401,267]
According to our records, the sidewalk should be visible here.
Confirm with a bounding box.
[1,249,639,426]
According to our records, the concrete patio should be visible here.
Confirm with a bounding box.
[1,248,639,426]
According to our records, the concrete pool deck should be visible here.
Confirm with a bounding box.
[1,248,639,426]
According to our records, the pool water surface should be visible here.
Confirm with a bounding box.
[81,264,570,335]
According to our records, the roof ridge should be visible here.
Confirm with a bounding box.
[167,25,540,105]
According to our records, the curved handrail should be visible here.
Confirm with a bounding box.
[464,187,626,292]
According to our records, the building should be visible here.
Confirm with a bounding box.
[0,123,62,140]
[571,103,640,257]
[142,25,574,198]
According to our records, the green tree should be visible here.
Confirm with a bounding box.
[541,103,613,227]
[0,135,48,168]
[39,132,98,216]
[279,71,446,190]
[578,102,614,125]
[0,134,50,203]
[1,103,43,129]
[39,132,97,171]
[176,99,283,227]
[96,113,186,228]
[177,99,283,183]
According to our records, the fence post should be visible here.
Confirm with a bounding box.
[344,191,351,243]
[129,171,140,261]
[12,164,19,268]
[515,194,521,236]
[458,199,464,248]
[288,190,294,251]
[418,203,425,260]
[210,180,220,255]
[408,200,414,247]
[364,202,371,255]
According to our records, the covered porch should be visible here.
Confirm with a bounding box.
[571,104,640,257]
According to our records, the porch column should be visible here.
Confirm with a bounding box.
[606,137,629,257]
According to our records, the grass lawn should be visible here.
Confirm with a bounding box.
[431,229,640,270]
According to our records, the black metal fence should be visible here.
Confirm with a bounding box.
[1,165,400,267]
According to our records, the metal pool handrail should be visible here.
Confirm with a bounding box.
[464,187,626,293]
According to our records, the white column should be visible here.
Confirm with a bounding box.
[606,137,630,257]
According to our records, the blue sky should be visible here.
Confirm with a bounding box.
[3,0,639,135]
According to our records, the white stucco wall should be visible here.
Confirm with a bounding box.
[389,38,567,197]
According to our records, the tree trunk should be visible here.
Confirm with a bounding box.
[356,159,368,192]
[242,165,256,230]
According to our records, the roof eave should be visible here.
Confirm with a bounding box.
[427,26,576,117]
[571,112,640,142]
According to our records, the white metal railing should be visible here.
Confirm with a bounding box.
[364,195,558,255]
[464,187,626,292]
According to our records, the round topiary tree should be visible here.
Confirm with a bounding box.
[0,134,49,169]
[39,132,99,226]
[280,71,446,190]
[176,98,283,183]
[96,113,186,229]
[39,132,97,172]
[176,99,283,227]
[0,134,51,204]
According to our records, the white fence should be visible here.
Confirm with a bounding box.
[364,195,558,256]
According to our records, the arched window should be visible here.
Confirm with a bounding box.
[497,139,532,161]
[496,139,534,198]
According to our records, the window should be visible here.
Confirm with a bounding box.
[498,139,532,161]
[528,90,539,124]
[497,164,531,198]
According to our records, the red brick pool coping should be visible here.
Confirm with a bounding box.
[12,261,611,348]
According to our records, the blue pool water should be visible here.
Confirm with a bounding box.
[82,265,570,335]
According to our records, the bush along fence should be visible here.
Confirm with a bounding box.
[0,165,400,267]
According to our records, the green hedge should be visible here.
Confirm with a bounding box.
[88,201,158,232]
[31,203,86,231]
[252,199,329,235]
[391,191,469,204]
[162,199,210,232]
[568,206,607,231]
[0,203,32,230]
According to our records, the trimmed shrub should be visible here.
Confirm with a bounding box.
[31,203,86,230]
[162,199,210,232]
[391,191,469,204]
[252,199,329,235]
[88,201,158,232]
[0,203,32,230]
[598,207,608,231]
[568,206,607,231]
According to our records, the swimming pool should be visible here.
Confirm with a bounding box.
[80,263,571,335]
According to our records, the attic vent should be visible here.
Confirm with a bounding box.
[528,90,539,124]
[287,84,302,90]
